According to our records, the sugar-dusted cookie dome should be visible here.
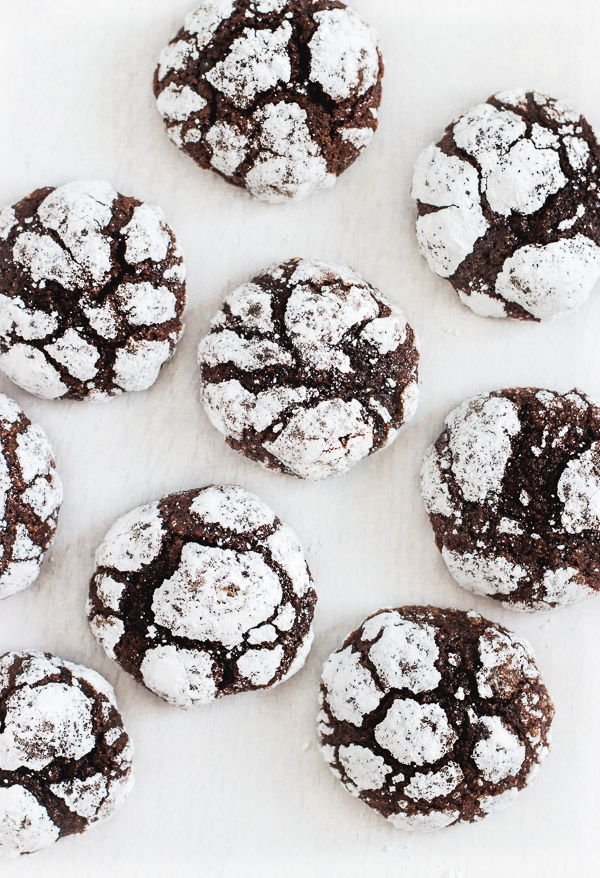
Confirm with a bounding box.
[0,651,133,857]
[318,607,554,830]
[412,90,600,321]
[0,393,62,599]
[198,258,419,480]
[154,0,383,202]
[0,181,186,400]
[88,485,316,708]
[422,388,600,610]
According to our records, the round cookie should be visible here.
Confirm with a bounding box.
[154,0,383,202]
[0,393,62,599]
[412,89,600,321]
[0,180,186,400]
[318,606,554,830]
[88,484,316,708]
[198,258,419,480]
[0,651,133,857]
[421,388,600,610]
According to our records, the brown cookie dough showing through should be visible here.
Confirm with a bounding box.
[318,607,554,831]
[0,393,62,600]
[0,651,134,858]
[88,485,317,708]
[154,0,383,202]
[0,181,186,400]
[422,388,600,610]
[198,258,419,480]
[412,90,600,321]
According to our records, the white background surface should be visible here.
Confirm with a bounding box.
[1,0,600,875]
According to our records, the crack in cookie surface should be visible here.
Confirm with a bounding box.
[318,606,553,830]
[153,0,383,202]
[412,90,600,321]
[0,181,186,400]
[0,651,133,858]
[88,485,317,708]
[421,387,600,610]
[198,258,419,480]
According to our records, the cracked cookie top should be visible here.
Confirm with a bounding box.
[412,90,600,321]
[153,0,383,202]
[318,606,553,831]
[0,181,186,400]
[422,387,600,610]
[0,651,133,858]
[88,485,317,708]
[198,258,419,480]
[0,393,62,600]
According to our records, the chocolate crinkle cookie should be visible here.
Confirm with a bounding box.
[412,89,600,321]
[198,258,419,480]
[318,606,554,831]
[0,393,62,600]
[154,0,383,202]
[0,180,186,400]
[88,485,316,708]
[0,651,133,858]
[422,388,600,610]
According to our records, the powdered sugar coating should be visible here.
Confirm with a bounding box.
[89,485,316,708]
[199,258,420,480]
[0,181,186,400]
[309,8,380,101]
[318,606,553,830]
[422,387,600,610]
[0,394,62,600]
[154,0,383,202]
[0,651,133,857]
[412,90,600,321]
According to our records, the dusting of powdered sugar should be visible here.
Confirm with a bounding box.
[412,143,488,278]
[321,646,382,726]
[0,399,62,599]
[420,443,455,518]
[309,8,380,101]
[494,235,600,321]
[476,628,538,699]
[374,700,456,766]
[387,809,460,832]
[0,785,59,857]
[445,394,520,504]
[122,203,171,264]
[113,338,173,392]
[236,644,284,685]
[284,279,378,373]
[0,682,94,771]
[442,548,528,597]
[541,567,594,606]
[245,102,333,203]
[557,442,600,533]
[45,329,100,381]
[190,484,275,533]
[151,543,283,648]
[205,23,292,108]
[95,502,164,572]
[140,645,216,709]
[362,611,441,693]
[266,522,312,596]
[337,744,390,792]
[471,715,525,782]
[264,398,374,479]
[404,762,463,802]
